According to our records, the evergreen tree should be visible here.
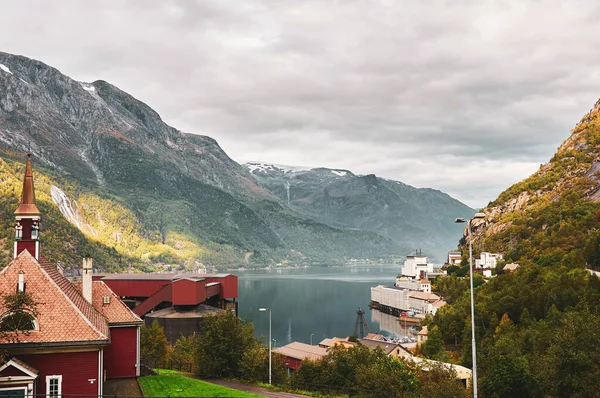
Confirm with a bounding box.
[194,310,256,378]
[140,321,168,371]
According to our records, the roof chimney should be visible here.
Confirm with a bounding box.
[82,258,93,304]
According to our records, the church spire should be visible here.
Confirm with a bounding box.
[14,151,41,260]
[15,151,40,217]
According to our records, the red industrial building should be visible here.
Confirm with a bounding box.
[97,273,238,344]
[0,154,142,397]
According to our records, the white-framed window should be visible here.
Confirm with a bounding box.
[46,375,62,398]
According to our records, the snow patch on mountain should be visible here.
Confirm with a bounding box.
[0,63,13,74]
[80,82,96,93]
[246,162,312,174]
[331,170,347,177]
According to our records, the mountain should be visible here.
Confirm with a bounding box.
[0,51,401,270]
[465,98,600,268]
[429,99,600,397]
[246,162,475,261]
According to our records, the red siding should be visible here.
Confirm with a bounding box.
[133,284,172,317]
[19,350,100,396]
[102,279,171,298]
[104,327,138,378]
[102,275,238,301]
[281,356,303,370]
[214,275,238,299]
[172,279,206,305]
[19,219,33,240]
[16,241,36,258]
[206,283,221,298]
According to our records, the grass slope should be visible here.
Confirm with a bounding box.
[138,374,263,398]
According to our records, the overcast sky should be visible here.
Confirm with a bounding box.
[1,1,600,208]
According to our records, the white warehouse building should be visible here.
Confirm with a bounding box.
[370,285,446,316]
[401,254,434,279]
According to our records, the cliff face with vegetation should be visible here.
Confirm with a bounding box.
[431,99,600,397]
[465,98,600,269]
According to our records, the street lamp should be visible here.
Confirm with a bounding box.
[455,212,485,398]
[310,333,314,345]
[259,308,272,385]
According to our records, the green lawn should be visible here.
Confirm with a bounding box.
[138,374,264,397]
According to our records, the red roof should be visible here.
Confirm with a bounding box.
[74,281,142,325]
[0,251,109,346]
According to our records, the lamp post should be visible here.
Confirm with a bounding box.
[455,212,485,398]
[259,308,272,385]
[310,333,314,345]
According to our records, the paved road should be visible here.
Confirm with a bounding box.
[200,378,312,398]
[103,377,144,396]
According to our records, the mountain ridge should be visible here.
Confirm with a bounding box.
[245,161,474,260]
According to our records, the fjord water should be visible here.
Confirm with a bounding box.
[233,264,413,347]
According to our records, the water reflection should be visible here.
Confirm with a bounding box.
[370,309,417,338]
[234,265,404,345]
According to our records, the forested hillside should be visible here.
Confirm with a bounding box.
[430,99,600,397]
[0,156,136,271]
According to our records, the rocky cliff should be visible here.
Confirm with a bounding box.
[464,98,600,268]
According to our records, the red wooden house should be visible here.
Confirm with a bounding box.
[0,153,142,397]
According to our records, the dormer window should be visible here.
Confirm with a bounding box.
[0,311,37,332]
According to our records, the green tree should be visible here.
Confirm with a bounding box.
[422,325,447,360]
[355,355,418,397]
[530,311,600,398]
[239,342,287,385]
[417,362,467,398]
[194,310,256,378]
[480,333,539,398]
[292,344,418,396]
[169,333,198,373]
[140,321,168,370]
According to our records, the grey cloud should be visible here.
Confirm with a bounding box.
[1,0,600,207]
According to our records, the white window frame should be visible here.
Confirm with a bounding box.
[46,375,62,398]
